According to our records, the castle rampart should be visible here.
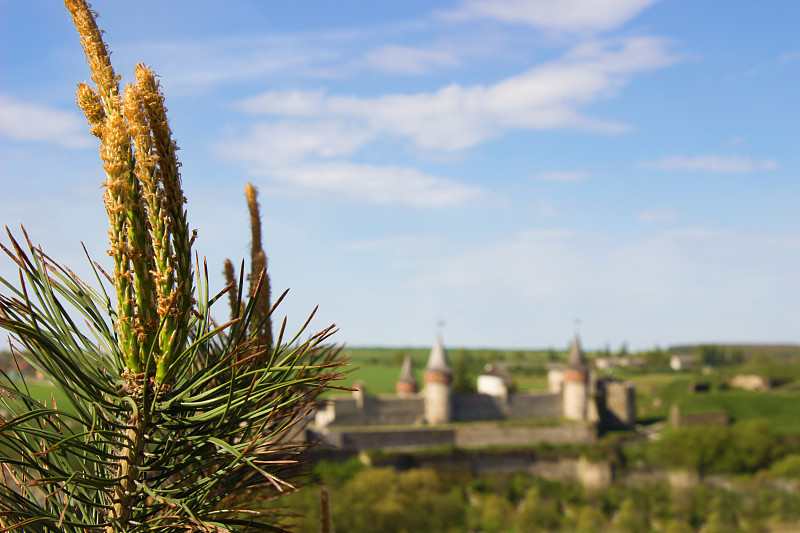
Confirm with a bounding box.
[313,334,636,448]
[314,420,596,452]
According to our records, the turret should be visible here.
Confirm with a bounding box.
[424,336,452,424]
[396,355,418,396]
[562,334,589,421]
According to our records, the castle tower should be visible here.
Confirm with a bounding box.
[424,335,452,424]
[396,355,419,396]
[562,334,589,421]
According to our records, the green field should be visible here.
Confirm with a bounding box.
[679,390,800,434]
[627,368,800,433]
[6,344,799,435]
[333,346,555,395]
[2,379,78,417]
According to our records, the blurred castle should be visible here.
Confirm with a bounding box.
[313,335,635,450]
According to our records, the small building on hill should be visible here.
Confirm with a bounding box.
[477,364,512,399]
[670,355,698,371]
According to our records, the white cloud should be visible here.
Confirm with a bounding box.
[637,207,676,223]
[638,154,780,173]
[517,228,575,240]
[339,235,444,255]
[218,120,375,165]
[658,227,726,240]
[222,36,677,208]
[239,89,327,116]
[399,226,800,348]
[0,94,91,148]
[118,32,357,92]
[533,200,557,217]
[212,134,487,207]
[439,0,659,33]
[721,136,745,148]
[215,118,487,208]
[365,45,461,74]
[237,37,678,152]
[534,170,591,182]
[272,162,485,207]
[114,0,661,91]
[778,49,800,64]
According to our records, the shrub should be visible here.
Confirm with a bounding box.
[0,2,345,530]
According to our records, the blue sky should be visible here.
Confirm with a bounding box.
[1,0,798,351]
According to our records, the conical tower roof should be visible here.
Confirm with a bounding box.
[567,334,586,370]
[397,355,418,385]
[425,335,451,374]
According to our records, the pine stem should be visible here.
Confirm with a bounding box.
[108,406,148,531]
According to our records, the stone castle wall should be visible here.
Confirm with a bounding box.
[318,396,425,427]
[508,392,563,419]
[320,390,565,428]
[603,380,636,428]
[316,421,596,452]
[368,449,612,489]
[451,391,563,421]
[454,422,594,448]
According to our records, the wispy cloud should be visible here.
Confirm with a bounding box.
[0,94,91,148]
[533,170,591,182]
[778,49,800,64]
[117,31,367,93]
[215,122,487,207]
[339,235,444,255]
[237,37,679,152]
[218,119,375,166]
[517,228,575,240]
[439,0,660,33]
[638,154,780,173]
[533,200,557,217]
[271,162,486,207]
[212,134,487,207]
[658,227,727,240]
[365,44,461,74]
[722,136,745,148]
[637,207,676,223]
[400,224,800,346]
[113,0,663,91]
[219,35,678,207]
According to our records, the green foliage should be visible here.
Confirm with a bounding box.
[329,468,466,533]
[272,457,800,532]
[0,2,345,530]
[618,342,629,358]
[694,344,743,367]
[574,506,608,533]
[514,487,562,532]
[663,518,694,533]
[769,453,800,478]
[639,347,672,370]
[645,421,788,475]
[0,231,343,531]
[702,511,734,533]
[313,456,366,487]
[476,493,514,533]
[452,349,477,394]
[612,497,650,533]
